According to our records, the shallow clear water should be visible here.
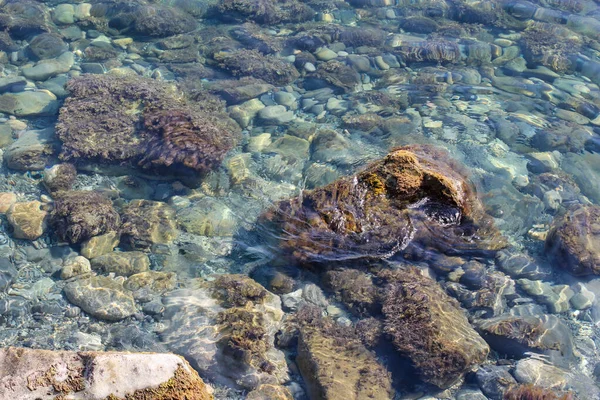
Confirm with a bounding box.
[0,0,600,398]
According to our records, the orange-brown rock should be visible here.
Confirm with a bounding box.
[261,144,504,265]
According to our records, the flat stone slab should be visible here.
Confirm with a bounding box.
[0,347,212,399]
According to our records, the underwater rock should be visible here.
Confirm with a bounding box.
[216,0,315,24]
[80,231,120,259]
[0,192,17,214]
[50,191,120,244]
[308,61,361,93]
[124,271,177,301]
[90,251,150,277]
[545,205,600,276]
[177,197,238,237]
[476,365,517,400]
[520,22,581,73]
[247,384,293,400]
[61,256,92,280]
[7,201,48,240]
[28,33,68,60]
[4,128,58,171]
[324,269,379,317]
[260,145,504,265]
[215,49,300,86]
[131,5,197,37]
[161,274,288,390]
[64,275,136,321]
[0,91,59,117]
[396,40,461,64]
[296,314,393,400]
[43,163,77,193]
[0,347,212,399]
[120,199,178,250]
[514,358,569,390]
[503,384,573,400]
[478,314,572,360]
[0,1,51,38]
[382,268,489,388]
[56,74,239,175]
[22,51,74,81]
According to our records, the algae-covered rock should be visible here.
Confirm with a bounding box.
[261,144,504,265]
[61,256,92,280]
[215,49,300,86]
[161,274,288,390]
[7,201,48,240]
[382,268,489,388]
[217,0,315,24]
[50,191,120,244]
[120,199,178,250]
[545,205,600,276]
[64,276,136,321]
[56,74,240,175]
[296,313,393,400]
[90,251,150,277]
[247,384,293,400]
[43,163,77,193]
[0,347,212,399]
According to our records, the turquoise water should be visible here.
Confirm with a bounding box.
[0,0,600,398]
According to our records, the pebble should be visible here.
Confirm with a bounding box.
[258,105,295,124]
[315,48,338,61]
[228,98,265,128]
[21,51,74,81]
[274,91,296,108]
[374,56,389,70]
[304,62,316,72]
[555,108,589,125]
[514,358,568,390]
[61,256,92,280]
[53,4,75,25]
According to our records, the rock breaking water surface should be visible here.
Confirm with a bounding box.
[0,0,599,399]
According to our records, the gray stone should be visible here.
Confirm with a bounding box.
[476,365,517,400]
[0,77,26,93]
[28,33,68,60]
[4,128,57,170]
[258,105,295,124]
[347,54,371,72]
[517,279,573,313]
[64,276,136,321]
[315,48,338,61]
[0,91,59,117]
[274,91,296,107]
[53,4,75,24]
[22,52,74,81]
[514,358,569,390]
[570,282,595,310]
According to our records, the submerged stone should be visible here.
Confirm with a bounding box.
[64,276,136,321]
[120,199,178,250]
[50,191,120,244]
[90,251,150,277]
[161,275,288,390]
[296,315,393,400]
[546,205,600,276]
[4,128,58,171]
[7,201,47,240]
[261,144,504,265]
[382,268,489,388]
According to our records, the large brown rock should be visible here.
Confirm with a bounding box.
[545,204,600,275]
[261,145,504,265]
[0,347,212,399]
[382,268,489,388]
